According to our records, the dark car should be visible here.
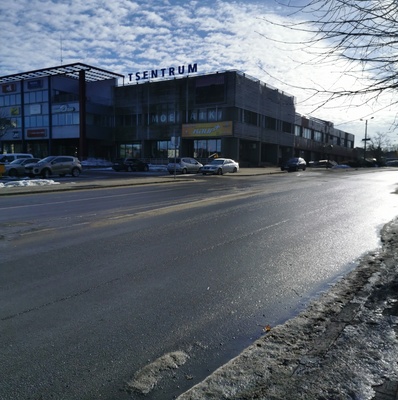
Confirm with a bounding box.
[280,157,307,172]
[112,158,149,172]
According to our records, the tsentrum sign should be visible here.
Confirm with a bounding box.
[128,63,198,82]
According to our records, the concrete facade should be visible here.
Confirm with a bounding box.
[0,64,355,166]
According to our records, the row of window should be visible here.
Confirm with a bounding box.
[0,90,77,107]
[295,125,353,148]
[118,138,221,159]
[115,107,291,133]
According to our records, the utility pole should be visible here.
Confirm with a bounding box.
[360,117,373,164]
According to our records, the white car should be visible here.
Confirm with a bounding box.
[201,158,239,175]
[167,157,203,174]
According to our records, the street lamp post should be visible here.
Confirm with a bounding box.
[360,117,373,164]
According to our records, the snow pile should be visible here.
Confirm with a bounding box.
[0,179,60,188]
[0,158,169,189]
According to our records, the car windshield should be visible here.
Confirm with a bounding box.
[9,159,26,165]
[210,159,224,165]
[38,156,56,164]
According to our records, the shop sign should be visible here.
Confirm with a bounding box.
[52,104,77,113]
[2,83,16,93]
[10,107,20,116]
[27,129,47,138]
[128,63,198,82]
[151,112,178,124]
[27,80,43,89]
[182,121,233,138]
[30,104,41,115]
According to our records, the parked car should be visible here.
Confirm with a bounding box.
[385,160,398,167]
[112,158,149,172]
[5,158,41,177]
[308,159,337,168]
[280,157,307,172]
[0,153,34,164]
[201,158,239,175]
[167,157,203,174]
[25,156,82,178]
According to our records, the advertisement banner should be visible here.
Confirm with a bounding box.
[182,121,232,138]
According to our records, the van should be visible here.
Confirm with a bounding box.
[0,153,34,164]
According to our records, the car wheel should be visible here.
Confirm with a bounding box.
[71,168,81,177]
[303,166,306,171]
[233,167,237,173]
[42,169,51,179]
[217,168,223,175]
[8,169,18,177]
[182,168,188,174]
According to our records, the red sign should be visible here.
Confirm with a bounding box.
[27,129,47,138]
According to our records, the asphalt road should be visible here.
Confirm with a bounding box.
[0,169,397,399]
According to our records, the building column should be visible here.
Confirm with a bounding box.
[79,70,86,160]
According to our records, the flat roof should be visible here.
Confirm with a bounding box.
[0,63,124,84]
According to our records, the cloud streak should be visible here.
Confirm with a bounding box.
[1,0,396,145]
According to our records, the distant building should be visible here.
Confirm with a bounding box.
[0,63,354,165]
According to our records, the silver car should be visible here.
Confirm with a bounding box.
[5,158,41,177]
[26,156,82,178]
[201,158,239,175]
[167,157,203,174]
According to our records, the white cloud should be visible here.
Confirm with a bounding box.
[0,0,396,146]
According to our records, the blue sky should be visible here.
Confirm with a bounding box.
[1,0,396,146]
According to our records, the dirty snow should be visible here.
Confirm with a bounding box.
[0,179,60,188]
[126,351,190,395]
[0,162,168,189]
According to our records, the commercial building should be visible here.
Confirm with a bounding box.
[0,63,355,165]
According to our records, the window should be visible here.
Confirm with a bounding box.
[53,112,78,126]
[265,117,277,130]
[194,139,221,158]
[25,90,48,104]
[241,110,258,126]
[314,131,322,142]
[119,143,142,158]
[303,128,312,139]
[282,121,292,133]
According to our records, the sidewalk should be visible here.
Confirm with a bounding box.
[0,166,354,196]
[0,167,284,195]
